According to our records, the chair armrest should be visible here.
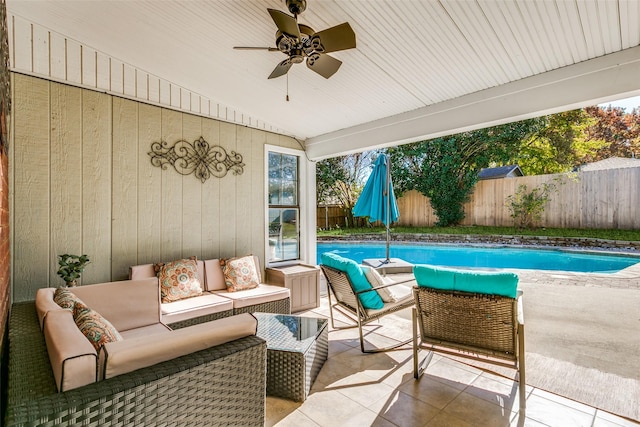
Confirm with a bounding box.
[517,289,524,325]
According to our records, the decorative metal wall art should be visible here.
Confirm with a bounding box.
[148,136,244,182]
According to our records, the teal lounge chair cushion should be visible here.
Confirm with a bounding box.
[321,253,384,310]
[414,264,518,298]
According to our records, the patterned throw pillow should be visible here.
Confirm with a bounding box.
[53,287,84,310]
[156,258,203,303]
[221,256,260,292]
[72,301,123,351]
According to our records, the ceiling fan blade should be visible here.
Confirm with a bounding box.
[268,59,293,79]
[306,53,342,79]
[311,22,356,53]
[267,8,301,39]
[234,46,280,52]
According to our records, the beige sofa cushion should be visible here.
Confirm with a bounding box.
[119,323,171,340]
[161,293,233,324]
[72,278,161,332]
[203,259,226,291]
[43,309,97,392]
[213,285,290,309]
[101,313,258,380]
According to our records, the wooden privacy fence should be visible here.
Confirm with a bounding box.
[317,205,348,229]
[396,168,640,229]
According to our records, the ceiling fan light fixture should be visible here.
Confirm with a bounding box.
[290,49,305,63]
[286,0,307,15]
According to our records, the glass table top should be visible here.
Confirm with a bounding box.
[254,312,328,353]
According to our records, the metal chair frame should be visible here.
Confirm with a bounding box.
[320,264,415,353]
[412,286,526,410]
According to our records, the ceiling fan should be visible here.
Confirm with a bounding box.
[234,0,356,79]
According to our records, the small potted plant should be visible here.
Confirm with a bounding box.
[57,254,90,287]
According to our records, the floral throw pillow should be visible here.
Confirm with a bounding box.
[156,258,203,303]
[72,301,123,351]
[221,256,260,292]
[53,287,84,310]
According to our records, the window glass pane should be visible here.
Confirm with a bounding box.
[268,208,299,262]
[268,152,298,206]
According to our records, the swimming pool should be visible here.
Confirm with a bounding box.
[316,242,640,273]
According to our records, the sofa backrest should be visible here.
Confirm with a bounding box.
[72,278,162,331]
[128,260,205,285]
[203,259,226,291]
[413,264,518,298]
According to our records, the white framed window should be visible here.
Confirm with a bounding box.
[266,146,306,265]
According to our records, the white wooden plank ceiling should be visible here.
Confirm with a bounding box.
[6,0,640,159]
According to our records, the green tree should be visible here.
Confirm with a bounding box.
[517,110,604,174]
[316,151,377,227]
[389,119,544,226]
[583,106,640,162]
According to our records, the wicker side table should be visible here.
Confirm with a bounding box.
[255,312,328,402]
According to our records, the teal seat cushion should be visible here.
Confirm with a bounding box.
[414,264,518,298]
[321,253,384,309]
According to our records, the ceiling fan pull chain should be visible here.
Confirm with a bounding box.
[286,73,290,102]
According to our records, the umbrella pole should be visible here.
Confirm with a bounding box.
[385,154,391,263]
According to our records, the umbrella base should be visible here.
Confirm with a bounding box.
[362,258,413,274]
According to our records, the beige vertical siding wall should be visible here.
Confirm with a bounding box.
[397,170,640,229]
[10,73,299,301]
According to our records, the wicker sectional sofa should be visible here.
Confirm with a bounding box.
[5,279,268,426]
[129,256,291,328]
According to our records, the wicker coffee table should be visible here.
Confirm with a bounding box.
[255,312,328,402]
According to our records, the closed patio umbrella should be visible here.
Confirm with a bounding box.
[353,154,399,263]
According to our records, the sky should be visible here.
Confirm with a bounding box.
[598,95,640,112]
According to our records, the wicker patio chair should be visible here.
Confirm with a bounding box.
[320,264,415,353]
[412,282,526,410]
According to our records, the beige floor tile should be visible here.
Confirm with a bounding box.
[399,374,463,410]
[509,412,552,426]
[267,408,320,427]
[531,388,597,416]
[329,345,394,372]
[365,356,416,389]
[312,358,377,390]
[328,339,353,357]
[339,407,398,427]
[296,389,372,427]
[335,375,397,407]
[443,391,516,426]
[266,396,303,426]
[423,358,481,390]
[467,373,524,412]
[369,390,440,427]
[524,393,596,427]
[426,411,475,427]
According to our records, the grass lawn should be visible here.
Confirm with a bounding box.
[317,225,640,242]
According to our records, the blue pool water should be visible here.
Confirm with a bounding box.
[317,242,640,273]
